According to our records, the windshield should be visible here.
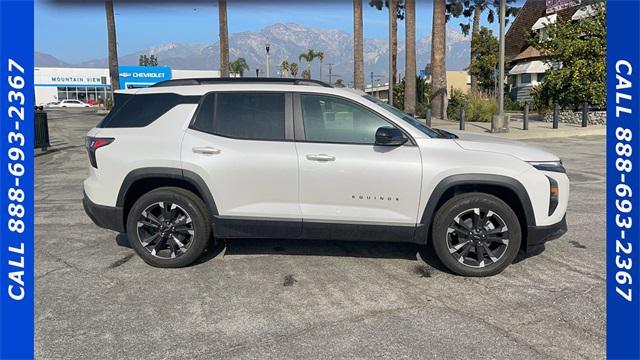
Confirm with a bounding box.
[362,95,442,138]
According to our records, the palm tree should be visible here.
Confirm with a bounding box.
[218,0,230,78]
[369,1,404,91]
[431,0,447,119]
[229,58,249,77]
[316,51,325,81]
[353,0,365,90]
[298,49,316,78]
[302,69,311,80]
[280,60,290,78]
[404,0,416,115]
[105,0,119,101]
[290,63,299,78]
[447,0,519,93]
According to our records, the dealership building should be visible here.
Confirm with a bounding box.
[34,66,220,105]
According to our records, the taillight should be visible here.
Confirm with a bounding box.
[85,136,114,168]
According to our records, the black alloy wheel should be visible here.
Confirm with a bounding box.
[127,187,211,268]
[446,208,509,268]
[136,201,195,259]
[432,193,522,277]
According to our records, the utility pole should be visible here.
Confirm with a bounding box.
[328,63,334,85]
[265,43,271,78]
[388,2,394,105]
[495,0,507,132]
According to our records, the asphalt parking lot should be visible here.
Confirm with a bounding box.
[36,108,605,359]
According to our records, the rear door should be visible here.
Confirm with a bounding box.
[181,91,301,238]
[294,93,423,240]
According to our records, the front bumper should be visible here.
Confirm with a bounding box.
[83,192,125,233]
[526,215,567,250]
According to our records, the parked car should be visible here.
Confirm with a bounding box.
[83,78,569,276]
[49,99,92,108]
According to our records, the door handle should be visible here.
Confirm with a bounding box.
[192,147,221,155]
[306,154,335,162]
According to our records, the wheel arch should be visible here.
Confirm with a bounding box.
[418,174,536,249]
[117,167,218,226]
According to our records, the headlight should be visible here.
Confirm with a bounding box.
[528,160,566,173]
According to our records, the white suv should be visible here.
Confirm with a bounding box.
[83,79,568,276]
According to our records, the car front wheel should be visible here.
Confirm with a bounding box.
[431,193,521,277]
[126,187,211,268]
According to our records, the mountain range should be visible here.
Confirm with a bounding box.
[35,23,471,84]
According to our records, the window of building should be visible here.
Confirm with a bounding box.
[537,72,546,83]
[300,94,392,145]
[520,73,532,84]
[191,92,286,141]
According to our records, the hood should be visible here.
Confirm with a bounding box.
[447,130,560,162]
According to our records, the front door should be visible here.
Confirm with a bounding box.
[294,93,422,240]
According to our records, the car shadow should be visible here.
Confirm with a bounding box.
[113,234,543,273]
[215,238,454,273]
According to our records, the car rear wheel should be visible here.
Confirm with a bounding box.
[126,187,211,268]
[431,193,521,277]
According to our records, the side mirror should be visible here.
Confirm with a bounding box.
[375,126,407,146]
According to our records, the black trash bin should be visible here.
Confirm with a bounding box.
[34,110,50,151]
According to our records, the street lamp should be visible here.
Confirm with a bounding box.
[265,43,271,78]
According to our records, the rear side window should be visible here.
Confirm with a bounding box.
[99,93,200,128]
[191,92,286,141]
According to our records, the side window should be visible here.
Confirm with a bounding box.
[300,94,392,144]
[99,93,199,128]
[191,92,286,141]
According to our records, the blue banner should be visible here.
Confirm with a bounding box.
[0,0,35,359]
[607,0,640,359]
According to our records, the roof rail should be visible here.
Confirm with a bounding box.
[150,77,333,88]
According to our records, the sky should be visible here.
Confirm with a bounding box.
[35,0,525,64]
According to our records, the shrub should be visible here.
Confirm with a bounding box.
[504,96,524,112]
[447,88,468,121]
[466,96,497,122]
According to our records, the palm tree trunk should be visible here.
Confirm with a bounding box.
[390,0,397,88]
[353,0,365,90]
[105,0,119,101]
[469,6,482,93]
[319,59,323,82]
[404,0,417,115]
[218,0,230,78]
[430,0,447,119]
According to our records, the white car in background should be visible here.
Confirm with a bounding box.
[48,99,92,108]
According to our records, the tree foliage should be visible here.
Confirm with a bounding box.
[138,54,158,66]
[529,4,606,109]
[468,27,498,92]
[369,0,405,20]
[289,63,299,78]
[446,0,519,35]
[229,57,249,77]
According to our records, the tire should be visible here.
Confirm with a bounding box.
[431,193,521,277]
[126,187,211,268]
